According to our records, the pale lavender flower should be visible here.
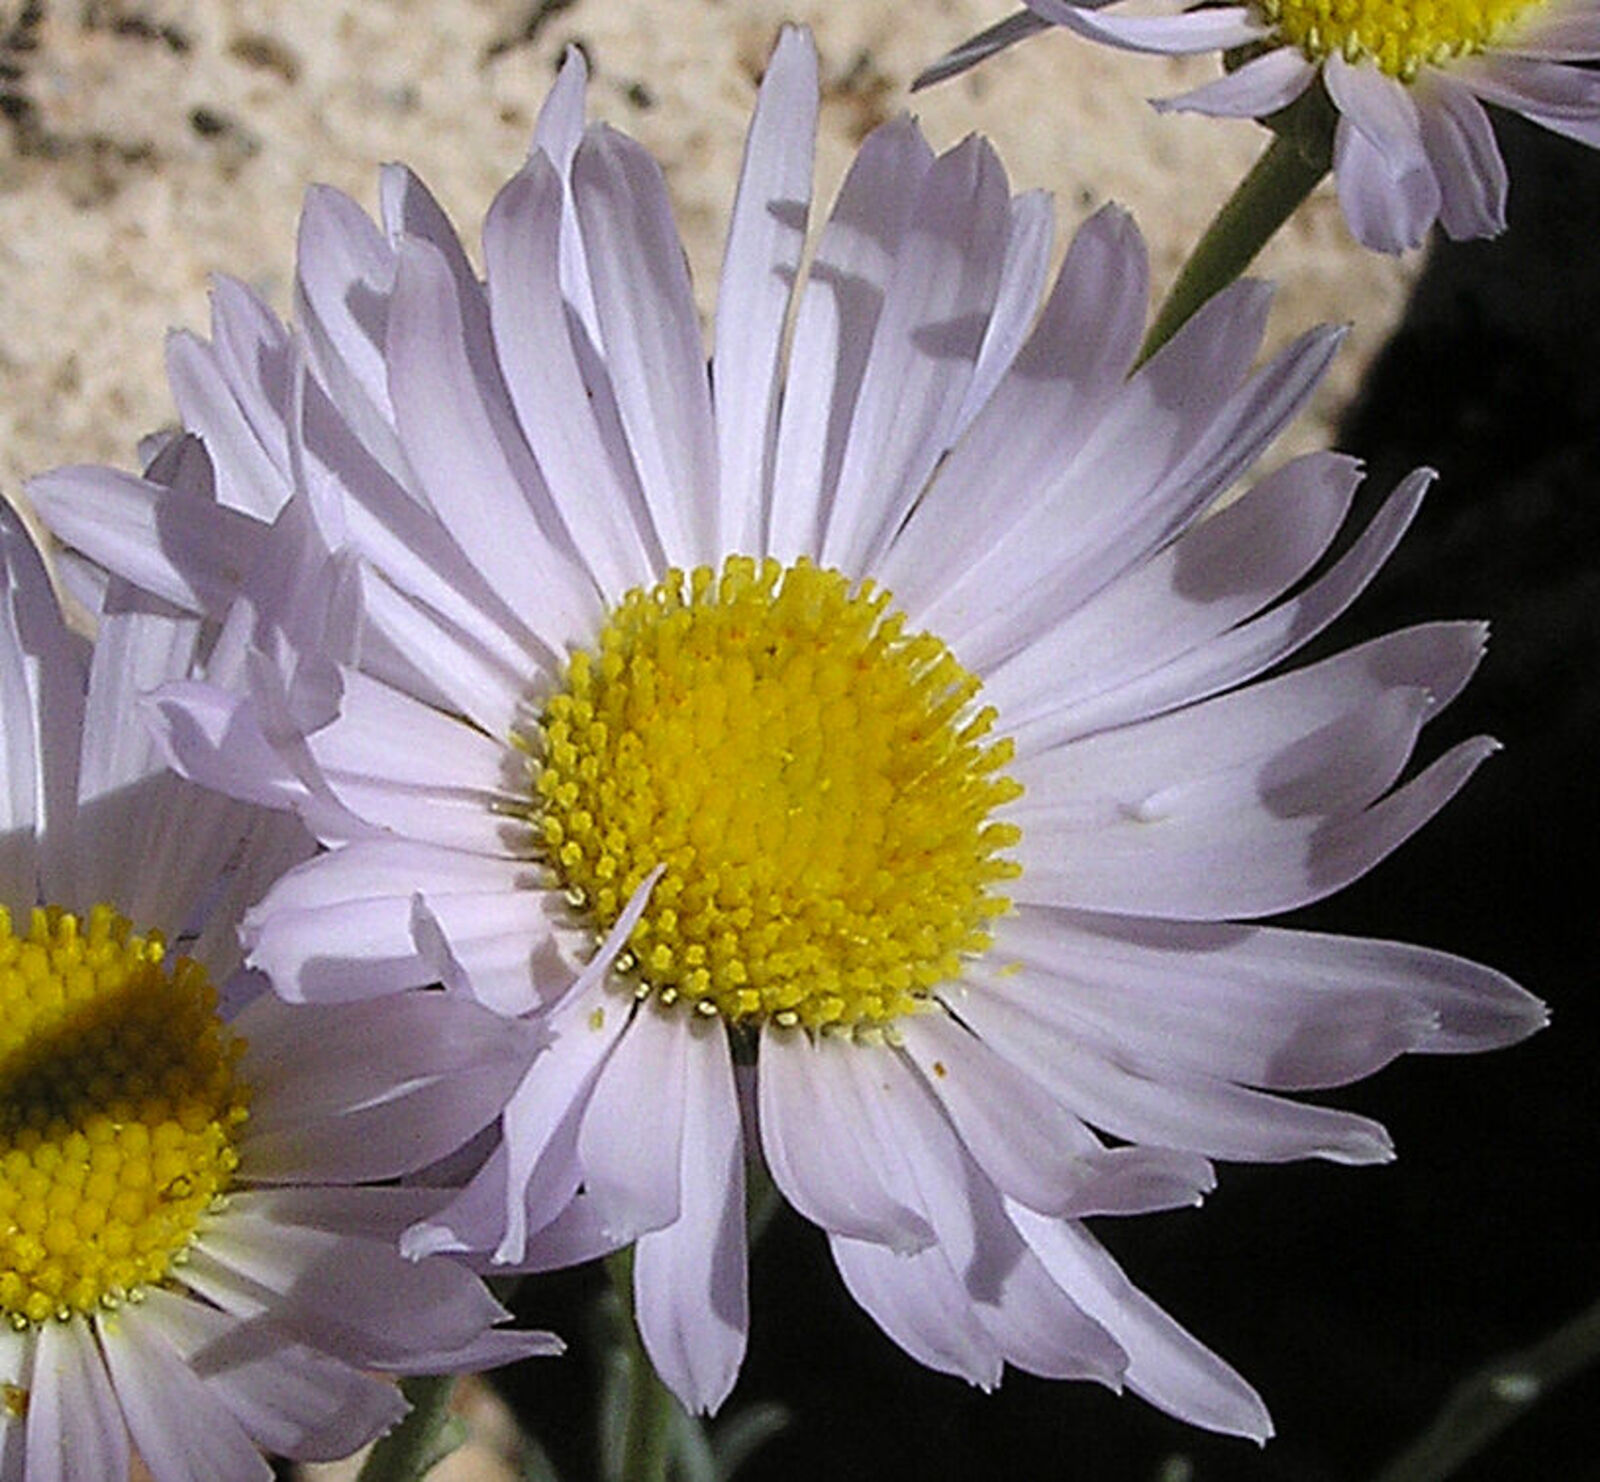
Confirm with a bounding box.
[922,0,1600,251]
[0,509,553,1481]
[30,26,1543,1437]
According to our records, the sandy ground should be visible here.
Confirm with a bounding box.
[1,0,1420,514]
[1,4,1426,1479]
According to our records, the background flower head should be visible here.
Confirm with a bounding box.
[0,507,554,1481]
[922,0,1600,251]
[29,23,1543,1439]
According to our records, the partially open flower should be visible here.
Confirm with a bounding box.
[921,0,1600,251]
[30,25,1544,1438]
[0,511,553,1480]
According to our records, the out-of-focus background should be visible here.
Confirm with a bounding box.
[5,4,1597,1481]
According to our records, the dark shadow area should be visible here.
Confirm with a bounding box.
[498,112,1600,1482]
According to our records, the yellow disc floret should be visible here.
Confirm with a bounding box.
[0,903,248,1329]
[523,556,1023,1033]
[1256,0,1546,76]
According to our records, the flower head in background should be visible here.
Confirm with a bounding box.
[0,510,552,1480]
[31,26,1544,1436]
[920,0,1600,251]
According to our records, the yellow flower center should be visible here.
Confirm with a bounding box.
[1256,0,1546,76]
[524,556,1022,1032]
[1,903,248,1329]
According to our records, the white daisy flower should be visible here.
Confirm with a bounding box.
[920,0,1600,251]
[29,25,1544,1438]
[0,509,554,1481]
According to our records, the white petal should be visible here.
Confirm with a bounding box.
[412,886,576,1016]
[1015,677,1434,844]
[1022,469,1434,745]
[0,1326,28,1482]
[991,904,1545,1079]
[964,1225,1130,1385]
[757,1027,936,1252]
[238,994,537,1182]
[354,565,533,739]
[305,687,524,855]
[827,1059,1131,1389]
[484,154,661,596]
[512,1191,629,1272]
[25,1318,127,1482]
[188,1194,514,1369]
[190,276,297,506]
[830,1236,1003,1387]
[386,235,601,657]
[490,981,632,1262]
[1014,616,1479,808]
[1459,54,1600,144]
[852,1038,1157,1382]
[1016,729,1495,921]
[1027,0,1267,54]
[1010,1209,1273,1440]
[246,839,554,1004]
[310,666,513,799]
[201,278,297,469]
[1504,7,1600,58]
[533,46,588,162]
[572,126,720,568]
[981,321,1342,662]
[578,1001,690,1242]
[71,769,250,948]
[1,512,85,879]
[142,677,321,819]
[301,380,549,709]
[1327,57,1442,252]
[914,9,1054,90]
[821,136,1013,573]
[956,980,1395,1163]
[403,1142,521,1261]
[387,1326,563,1377]
[530,46,603,346]
[131,1288,404,1463]
[767,116,934,562]
[26,464,265,618]
[987,908,1432,1090]
[713,25,819,553]
[950,190,1056,442]
[898,1012,1127,1216]
[246,845,459,1000]
[293,184,404,475]
[881,203,1147,616]
[1011,626,1489,918]
[100,1305,269,1482]
[1415,76,1508,239]
[78,601,203,800]
[908,277,1278,653]
[1461,51,1600,116]
[165,320,290,523]
[380,164,476,280]
[986,451,1362,742]
[1156,46,1316,117]
[634,1021,749,1415]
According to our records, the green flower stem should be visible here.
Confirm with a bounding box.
[356,1374,466,1482]
[1137,127,1329,367]
[606,1246,679,1482]
[1372,1293,1600,1482]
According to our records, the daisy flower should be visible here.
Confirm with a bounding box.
[30,25,1544,1438]
[0,508,553,1481]
[920,0,1600,251]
